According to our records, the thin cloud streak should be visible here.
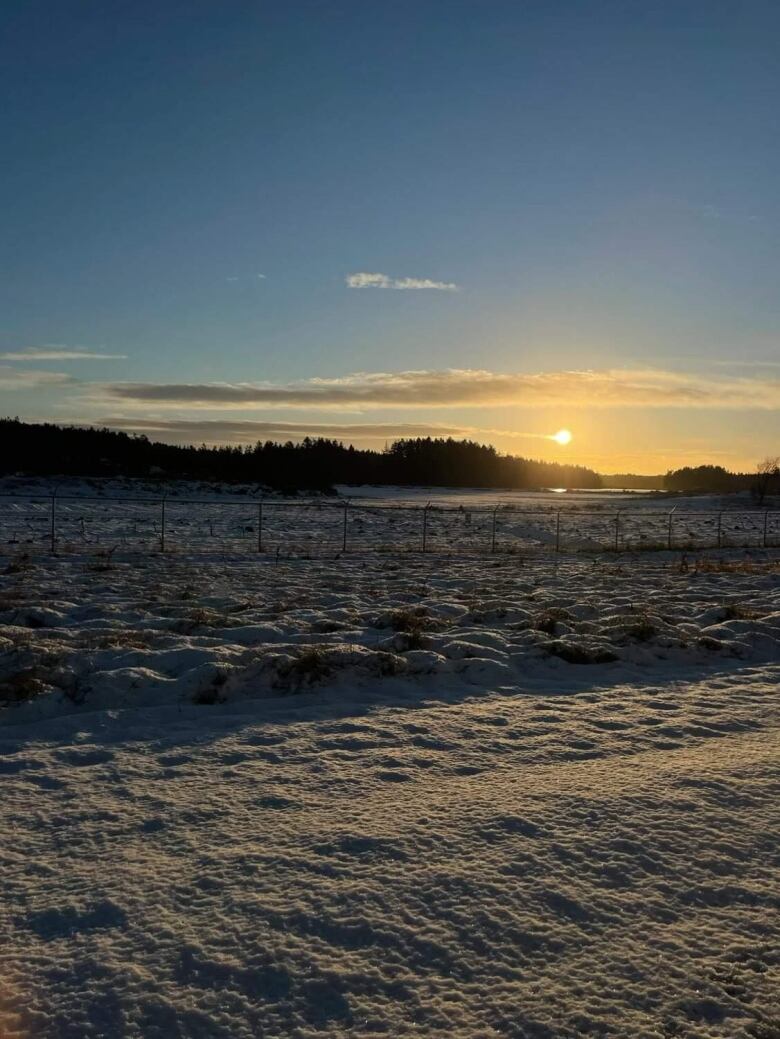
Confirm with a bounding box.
[712,359,780,369]
[0,347,126,361]
[96,367,780,411]
[90,418,498,445]
[0,367,75,389]
[346,272,459,291]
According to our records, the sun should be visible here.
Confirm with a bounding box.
[551,428,573,446]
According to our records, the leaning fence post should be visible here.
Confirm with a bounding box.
[160,497,166,553]
[342,500,349,552]
[667,508,675,550]
[717,511,723,549]
[491,506,498,553]
[555,510,561,554]
[422,504,430,552]
[257,501,263,553]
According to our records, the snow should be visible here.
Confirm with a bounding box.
[1,477,777,557]
[1,541,779,1037]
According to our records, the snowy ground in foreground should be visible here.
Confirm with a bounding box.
[1,552,778,1038]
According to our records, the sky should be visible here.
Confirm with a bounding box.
[1,0,778,474]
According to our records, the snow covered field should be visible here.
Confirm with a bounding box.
[1,478,778,557]
[1,547,779,1037]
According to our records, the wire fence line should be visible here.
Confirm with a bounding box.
[0,493,778,558]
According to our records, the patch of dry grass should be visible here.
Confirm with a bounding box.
[387,607,437,649]
[0,667,46,703]
[695,559,780,575]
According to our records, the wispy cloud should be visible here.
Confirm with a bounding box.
[94,367,780,411]
[0,367,75,389]
[71,417,569,447]
[346,272,459,291]
[0,346,126,361]
[712,359,780,369]
[89,418,483,445]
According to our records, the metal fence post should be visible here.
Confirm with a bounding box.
[422,504,430,552]
[555,510,561,554]
[667,508,675,550]
[50,492,57,554]
[342,500,349,552]
[614,510,622,552]
[764,510,769,549]
[717,511,723,549]
[257,501,263,553]
[491,506,498,553]
[160,497,166,553]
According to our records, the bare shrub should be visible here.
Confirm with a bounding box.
[534,607,573,635]
[622,616,657,642]
[720,603,759,621]
[274,646,333,691]
[387,607,436,649]
[193,671,228,705]
[545,641,619,665]
[0,668,46,703]
[3,552,33,576]
[88,546,119,572]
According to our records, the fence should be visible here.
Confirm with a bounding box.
[0,494,778,558]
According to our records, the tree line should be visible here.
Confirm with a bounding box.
[1,419,775,496]
[0,418,599,491]
[663,462,779,502]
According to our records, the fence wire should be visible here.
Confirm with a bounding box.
[0,494,778,558]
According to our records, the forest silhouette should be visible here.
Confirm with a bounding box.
[0,418,767,495]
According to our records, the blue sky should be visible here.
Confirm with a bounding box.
[1,0,778,472]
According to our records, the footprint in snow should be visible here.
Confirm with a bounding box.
[0,757,43,774]
[155,753,191,767]
[24,900,127,939]
[257,795,296,810]
[242,732,287,747]
[451,764,485,776]
[376,769,412,783]
[251,749,284,764]
[140,818,166,833]
[490,815,543,838]
[302,979,353,1026]
[540,888,591,922]
[409,735,452,751]
[315,834,407,861]
[53,748,114,767]
[25,774,67,790]
[215,751,250,765]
